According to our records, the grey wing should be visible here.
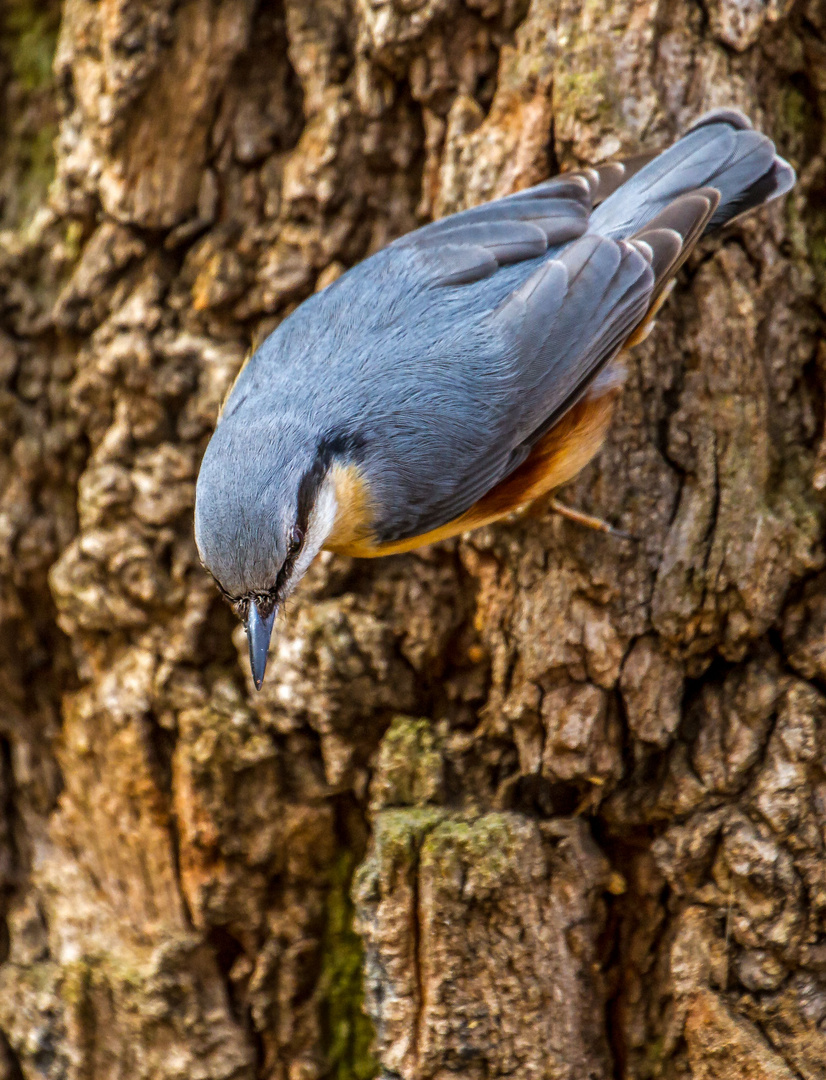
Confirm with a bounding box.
[491,233,655,446]
[388,176,593,258]
[373,232,656,542]
[387,152,658,258]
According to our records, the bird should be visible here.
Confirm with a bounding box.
[195,108,796,690]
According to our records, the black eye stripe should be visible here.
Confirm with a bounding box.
[295,431,366,536]
[272,530,303,597]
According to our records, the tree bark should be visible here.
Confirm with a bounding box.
[0,0,825,1077]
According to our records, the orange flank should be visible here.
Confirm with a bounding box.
[324,369,624,558]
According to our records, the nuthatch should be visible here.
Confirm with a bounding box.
[195,109,795,689]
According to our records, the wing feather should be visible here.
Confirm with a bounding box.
[494,235,654,444]
[389,182,591,278]
[418,220,550,266]
[379,235,655,541]
[563,152,656,205]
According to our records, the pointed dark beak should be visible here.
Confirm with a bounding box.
[245,601,277,691]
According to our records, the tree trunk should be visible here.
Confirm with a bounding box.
[0,0,825,1077]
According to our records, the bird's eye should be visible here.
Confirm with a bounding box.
[289,526,304,553]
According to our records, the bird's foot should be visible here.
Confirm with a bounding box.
[549,496,635,541]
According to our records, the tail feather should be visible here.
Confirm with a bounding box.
[587,109,795,241]
[707,155,796,228]
[702,129,776,226]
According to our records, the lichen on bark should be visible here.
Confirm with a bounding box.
[1,0,826,1078]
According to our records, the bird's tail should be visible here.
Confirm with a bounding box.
[587,108,796,242]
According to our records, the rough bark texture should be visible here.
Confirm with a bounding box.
[1,0,825,1077]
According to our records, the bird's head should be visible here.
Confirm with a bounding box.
[194,416,341,689]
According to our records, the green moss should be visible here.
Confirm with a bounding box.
[641,1036,667,1078]
[422,813,525,893]
[352,807,446,925]
[3,1,60,92]
[554,66,612,125]
[811,233,826,270]
[59,952,145,1008]
[64,219,85,262]
[61,959,100,1052]
[60,960,92,1008]
[775,84,815,168]
[356,809,519,910]
[780,85,808,136]
[782,150,826,305]
[320,853,379,1080]
[370,715,444,810]
[0,0,60,228]
[368,806,446,858]
[806,205,826,300]
[16,120,57,218]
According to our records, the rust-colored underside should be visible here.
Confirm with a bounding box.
[325,372,622,557]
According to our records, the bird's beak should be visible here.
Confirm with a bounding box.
[245,601,277,691]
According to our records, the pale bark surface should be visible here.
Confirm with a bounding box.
[0,0,825,1077]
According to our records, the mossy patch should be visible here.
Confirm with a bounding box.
[780,85,808,137]
[554,65,613,126]
[369,715,444,810]
[421,812,528,895]
[3,1,61,93]
[366,806,446,863]
[776,84,816,166]
[805,204,826,306]
[0,0,61,228]
[60,952,145,1008]
[641,1035,666,1077]
[320,853,379,1080]
[14,121,57,222]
